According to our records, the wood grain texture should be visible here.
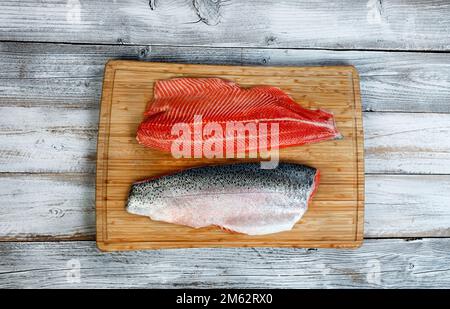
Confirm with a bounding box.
[2,42,450,112]
[364,113,450,174]
[1,174,449,240]
[96,61,364,250]
[0,107,97,173]
[1,1,450,50]
[0,174,94,240]
[1,239,449,288]
[365,175,450,237]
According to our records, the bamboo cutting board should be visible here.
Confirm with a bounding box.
[96,61,364,251]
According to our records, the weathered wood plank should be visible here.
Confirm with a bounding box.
[0,174,94,240]
[1,0,450,50]
[0,78,102,109]
[1,42,450,112]
[1,174,449,239]
[365,175,450,237]
[0,107,97,173]
[0,239,449,288]
[364,113,450,174]
[2,108,450,174]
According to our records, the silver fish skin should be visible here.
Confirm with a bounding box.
[126,163,320,235]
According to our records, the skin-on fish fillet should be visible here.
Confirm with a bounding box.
[126,163,320,235]
[137,78,341,154]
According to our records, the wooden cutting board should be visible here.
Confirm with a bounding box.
[96,60,364,251]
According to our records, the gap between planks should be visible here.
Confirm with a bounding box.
[2,236,450,243]
[2,40,450,54]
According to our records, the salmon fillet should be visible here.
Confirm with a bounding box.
[137,77,341,155]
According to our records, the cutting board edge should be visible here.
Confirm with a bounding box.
[97,239,364,252]
[352,69,365,244]
[103,59,361,77]
[96,60,117,246]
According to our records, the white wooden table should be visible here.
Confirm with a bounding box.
[1,0,449,288]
